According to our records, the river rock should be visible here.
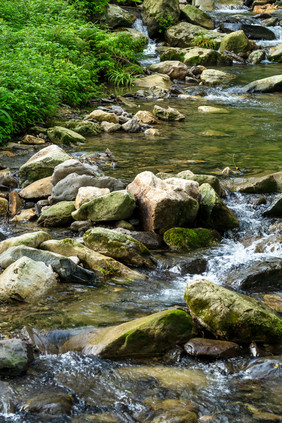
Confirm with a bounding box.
[184,48,232,66]
[0,339,34,376]
[100,121,121,133]
[149,61,188,80]
[198,105,229,113]
[62,119,101,136]
[153,105,185,121]
[83,227,153,268]
[75,187,110,209]
[165,22,222,48]
[19,176,53,199]
[247,49,266,64]
[184,278,282,343]
[163,227,219,252]
[60,308,193,357]
[0,198,8,216]
[227,258,282,292]
[236,174,278,193]
[127,171,200,234]
[24,392,74,416]
[242,24,275,40]
[181,4,214,29]
[11,209,37,222]
[263,194,282,217]
[22,134,45,145]
[184,338,240,359]
[0,246,97,286]
[72,190,136,222]
[0,257,57,303]
[38,201,75,227]
[51,158,102,186]
[114,228,163,249]
[0,230,51,255]
[243,75,282,93]
[134,74,173,89]
[47,126,86,145]
[19,145,70,187]
[41,238,145,281]
[9,191,22,216]
[84,109,119,123]
[121,118,140,133]
[198,183,238,231]
[219,30,250,54]
[144,128,161,136]
[268,43,282,63]
[99,4,135,29]
[133,111,159,125]
[200,69,235,86]
[263,294,282,313]
[177,171,225,196]
[50,173,124,203]
[142,0,180,37]
[0,173,18,190]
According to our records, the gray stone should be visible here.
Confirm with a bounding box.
[114,228,163,249]
[247,50,266,64]
[165,22,222,48]
[99,4,136,29]
[142,0,180,37]
[243,75,282,93]
[184,338,240,359]
[0,339,34,376]
[61,119,101,136]
[50,173,124,203]
[121,118,141,133]
[181,4,215,29]
[263,194,282,217]
[47,126,86,145]
[0,246,97,286]
[153,105,185,121]
[51,158,102,186]
[200,69,235,86]
[268,43,282,63]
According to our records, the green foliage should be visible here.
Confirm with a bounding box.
[156,15,176,34]
[0,0,143,144]
[98,262,122,280]
[193,33,216,49]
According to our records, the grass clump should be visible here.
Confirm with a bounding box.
[0,0,143,144]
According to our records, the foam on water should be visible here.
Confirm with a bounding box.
[132,18,158,67]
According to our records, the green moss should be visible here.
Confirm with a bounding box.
[164,227,218,252]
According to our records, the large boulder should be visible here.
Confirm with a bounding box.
[153,105,185,121]
[0,257,57,303]
[47,126,86,145]
[51,159,102,186]
[50,173,124,203]
[60,309,194,357]
[200,69,235,86]
[19,145,70,187]
[0,246,97,286]
[142,0,180,38]
[72,190,136,222]
[99,4,136,29]
[38,201,75,227]
[149,61,188,80]
[0,231,51,255]
[236,174,278,193]
[83,227,153,268]
[134,74,172,89]
[198,183,238,231]
[165,22,222,48]
[181,4,214,29]
[19,177,53,199]
[163,227,219,252]
[127,171,199,234]
[219,30,250,54]
[268,43,282,63]
[40,238,145,281]
[242,24,275,41]
[184,278,282,343]
[0,339,34,376]
[184,48,232,66]
[242,75,282,93]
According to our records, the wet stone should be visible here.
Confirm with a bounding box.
[24,392,74,416]
[184,338,240,359]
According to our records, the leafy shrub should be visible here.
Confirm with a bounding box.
[156,15,177,34]
[193,33,216,49]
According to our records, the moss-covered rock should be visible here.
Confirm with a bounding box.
[165,22,223,49]
[177,171,224,196]
[72,190,136,222]
[0,231,51,255]
[184,278,282,343]
[199,183,238,232]
[268,43,282,63]
[142,0,180,38]
[183,48,231,66]
[99,4,136,29]
[60,308,194,358]
[164,227,219,252]
[83,227,153,268]
[38,201,75,227]
[181,4,214,29]
[61,119,101,137]
[47,126,86,145]
[0,198,8,216]
[219,30,250,54]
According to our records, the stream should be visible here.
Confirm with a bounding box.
[0,3,281,422]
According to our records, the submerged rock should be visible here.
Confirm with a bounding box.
[38,201,75,227]
[198,105,229,113]
[83,227,153,268]
[127,171,199,234]
[184,278,282,343]
[0,257,57,303]
[0,231,51,255]
[19,145,70,187]
[263,194,282,217]
[24,392,74,417]
[184,338,240,359]
[153,105,185,121]
[60,309,193,358]
[163,227,219,252]
[0,339,34,376]
[72,190,136,222]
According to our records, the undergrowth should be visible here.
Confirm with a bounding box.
[0,0,143,144]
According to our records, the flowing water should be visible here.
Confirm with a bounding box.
[0,5,282,422]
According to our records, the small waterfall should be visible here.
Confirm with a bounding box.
[257,25,282,48]
[132,18,159,67]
